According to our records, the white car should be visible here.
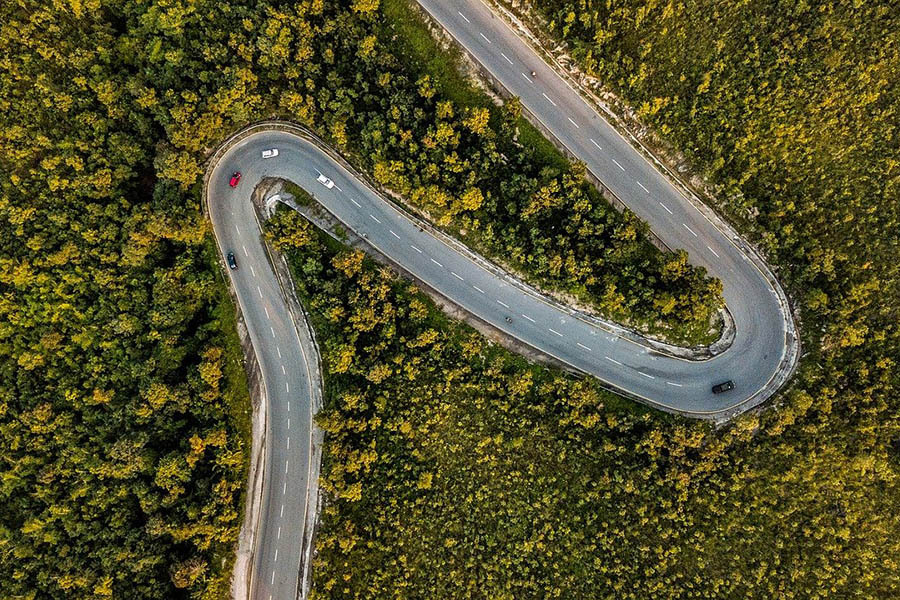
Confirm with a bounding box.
[261,148,279,159]
[316,173,335,189]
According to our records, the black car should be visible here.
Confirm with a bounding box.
[711,380,735,394]
[226,251,238,270]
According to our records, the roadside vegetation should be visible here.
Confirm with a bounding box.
[268,208,899,599]
[0,0,720,597]
[3,0,897,598]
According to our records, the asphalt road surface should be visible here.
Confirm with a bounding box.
[209,154,317,600]
[208,2,797,598]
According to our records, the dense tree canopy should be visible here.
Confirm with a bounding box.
[269,208,899,599]
[0,0,722,597]
[520,0,899,348]
[3,0,898,597]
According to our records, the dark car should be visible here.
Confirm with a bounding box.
[226,251,237,270]
[229,171,242,187]
[711,380,735,394]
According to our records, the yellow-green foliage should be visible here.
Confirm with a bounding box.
[0,0,721,596]
[269,209,900,599]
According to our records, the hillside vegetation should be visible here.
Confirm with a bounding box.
[268,207,899,599]
[523,0,899,349]
[0,0,719,597]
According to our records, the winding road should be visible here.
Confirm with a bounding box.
[209,2,799,599]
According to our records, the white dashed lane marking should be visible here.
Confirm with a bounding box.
[257,286,263,299]
[243,245,248,256]
[576,342,592,351]
[480,32,491,43]
[457,10,470,23]
[274,549,278,562]
[497,299,510,308]
[369,214,381,224]
[542,92,557,107]
[277,346,281,358]
[270,326,276,338]
[500,52,514,65]
[639,372,656,379]
[473,285,485,294]
[659,201,673,215]
[521,72,533,83]
[605,356,622,366]
[264,306,270,319]
[568,117,580,128]
[451,272,465,281]
[390,230,401,239]
[250,265,256,277]
[281,364,286,374]
[612,158,625,171]
[683,223,698,237]
[410,244,422,253]
[522,314,536,323]
[590,138,602,150]
[350,198,361,208]
[280,504,284,517]
[707,245,720,258]
[666,381,683,387]
[430,258,443,268]
[637,182,649,193]
[548,328,563,337]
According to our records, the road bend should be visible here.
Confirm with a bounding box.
[209,2,798,597]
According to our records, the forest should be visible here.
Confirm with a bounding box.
[1,0,898,597]
[0,0,720,597]
[269,206,898,598]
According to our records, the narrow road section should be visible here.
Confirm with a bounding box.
[208,153,317,600]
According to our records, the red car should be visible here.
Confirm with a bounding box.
[229,172,242,187]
